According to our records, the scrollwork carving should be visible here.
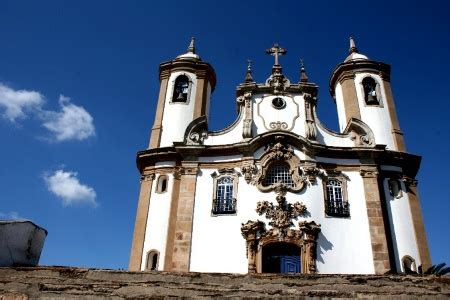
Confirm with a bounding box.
[241,164,258,183]
[269,121,288,131]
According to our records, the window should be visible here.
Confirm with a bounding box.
[388,178,402,198]
[145,250,159,271]
[172,75,190,103]
[211,169,240,215]
[324,178,350,217]
[263,164,294,187]
[362,77,379,105]
[156,175,168,193]
[212,176,236,214]
[402,255,416,274]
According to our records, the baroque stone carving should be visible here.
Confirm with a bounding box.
[140,173,155,182]
[184,116,208,145]
[343,118,375,147]
[256,184,307,237]
[304,93,317,140]
[402,176,418,187]
[241,164,258,183]
[360,168,379,178]
[299,165,327,185]
[269,121,288,131]
[250,141,307,193]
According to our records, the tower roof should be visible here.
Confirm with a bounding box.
[344,37,369,62]
[176,37,201,60]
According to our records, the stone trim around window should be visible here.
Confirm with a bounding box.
[322,172,350,218]
[210,168,241,215]
[169,73,193,105]
[359,75,384,108]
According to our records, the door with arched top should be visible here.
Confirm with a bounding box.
[262,243,301,273]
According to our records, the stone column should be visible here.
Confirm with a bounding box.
[165,164,199,272]
[129,172,155,271]
[404,178,432,269]
[360,167,391,274]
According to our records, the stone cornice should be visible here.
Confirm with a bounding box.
[136,132,421,177]
[329,60,391,98]
[159,59,216,91]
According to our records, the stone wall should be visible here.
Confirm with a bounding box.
[0,267,448,299]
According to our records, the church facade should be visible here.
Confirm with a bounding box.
[129,38,431,274]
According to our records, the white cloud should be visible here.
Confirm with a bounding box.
[44,169,97,207]
[0,211,26,221]
[41,95,95,141]
[0,83,44,122]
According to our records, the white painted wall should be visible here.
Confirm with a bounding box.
[188,165,375,274]
[354,73,395,150]
[315,123,355,147]
[141,173,174,271]
[159,72,197,147]
[253,94,305,137]
[383,178,421,271]
[334,83,347,133]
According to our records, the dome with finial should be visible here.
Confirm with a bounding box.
[176,37,201,60]
[344,37,369,62]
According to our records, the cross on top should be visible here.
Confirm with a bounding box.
[266,43,287,66]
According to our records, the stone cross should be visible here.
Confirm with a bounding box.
[265,43,287,66]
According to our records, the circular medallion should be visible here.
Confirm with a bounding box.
[271,97,286,110]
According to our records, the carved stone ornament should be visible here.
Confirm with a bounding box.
[140,173,155,182]
[211,168,241,178]
[184,116,208,145]
[304,93,317,140]
[256,183,308,238]
[401,176,418,187]
[269,121,288,130]
[175,166,199,176]
[266,69,290,94]
[299,165,328,185]
[241,164,258,184]
[343,118,375,147]
[240,91,253,139]
[360,168,379,178]
[250,141,306,193]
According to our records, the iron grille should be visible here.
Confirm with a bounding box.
[212,198,237,214]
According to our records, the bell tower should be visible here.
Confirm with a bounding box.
[149,38,216,148]
[329,38,405,151]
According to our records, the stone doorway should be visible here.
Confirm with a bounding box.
[262,242,301,273]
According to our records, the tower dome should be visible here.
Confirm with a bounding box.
[344,37,369,62]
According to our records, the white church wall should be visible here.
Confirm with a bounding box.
[334,82,347,133]
[199,155,243,163]
[383,178,421,271]
[140,174,173,271]
[311,172,375,274]
[189,167,375,274]
[159,72,197,147]
[354,73,395,150]
[253,94,304,137]
[315,124,355,147]
[204,113,244,146]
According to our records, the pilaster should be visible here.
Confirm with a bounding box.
[360,167,390,274]
[403,178,432,269]
[129,172,155,271]
[164,163,199,272]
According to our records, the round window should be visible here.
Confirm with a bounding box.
[272,97,286,109]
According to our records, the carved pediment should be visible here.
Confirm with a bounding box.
[184,115,208,145]
[343,118,375,147]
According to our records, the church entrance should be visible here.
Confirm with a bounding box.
[262,243,301,273]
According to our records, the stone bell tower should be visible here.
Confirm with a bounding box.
[329,37,405,151]
[148,38,216,149]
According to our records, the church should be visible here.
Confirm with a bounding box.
[129,38,431,274]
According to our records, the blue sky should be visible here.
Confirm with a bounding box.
[0,1,449,269]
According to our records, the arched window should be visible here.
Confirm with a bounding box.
[402,255,416,274]
[145,250,159,271]
[212,176,236,214]
[156,175,168,193]
[263,164,294,187]
[172,75,190,103]
[388,178,402,198]
[324,178,350,217]
[362,77,379,105]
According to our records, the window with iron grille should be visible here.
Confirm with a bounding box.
[325,179,350,217]
[263,164,294,187]
[212,176,236,214]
